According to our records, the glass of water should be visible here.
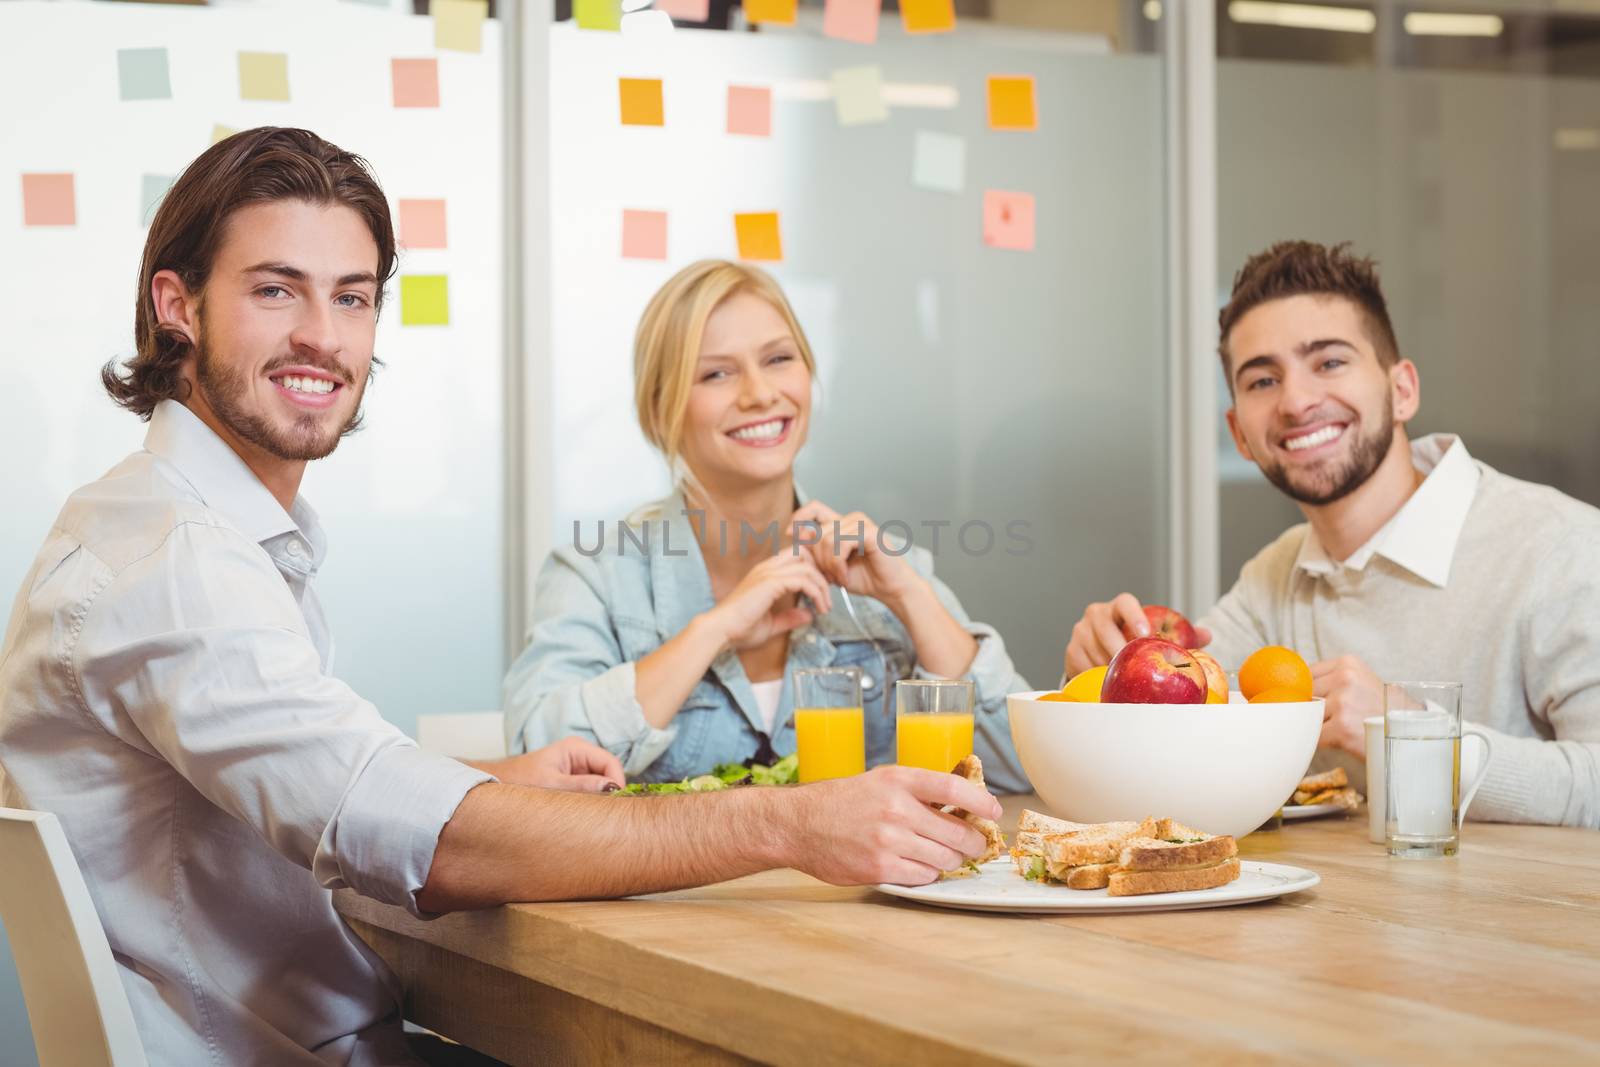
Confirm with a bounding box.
[1384,682,1493,858]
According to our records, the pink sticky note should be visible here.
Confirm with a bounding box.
[655,0,710,18]
[21,173,75,226]
[399,199,448,249]
[392,58,440,108]
[983,189,1034,251]
[727,85,772,137]
[824,0,881,43]
[622,209,668,260]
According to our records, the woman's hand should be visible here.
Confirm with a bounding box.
[790,500,919,607]
[702,550,832,652]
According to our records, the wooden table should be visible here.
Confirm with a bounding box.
[335,796,1600,1066]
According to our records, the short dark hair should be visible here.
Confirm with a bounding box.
[1218,240,1400,384]
[103,127,396,419]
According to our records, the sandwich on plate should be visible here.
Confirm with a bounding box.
[1291,767,1362,810]
[1010,809,1093,881]
[1034,817,1241,896]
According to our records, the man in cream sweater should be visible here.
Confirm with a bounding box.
[1062,241,1599,828]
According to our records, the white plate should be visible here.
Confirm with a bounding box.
[1283,801,1351,820]
[875,859,1319,915]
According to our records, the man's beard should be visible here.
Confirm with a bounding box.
[193,335,367,463]
[1259,400,1395,506]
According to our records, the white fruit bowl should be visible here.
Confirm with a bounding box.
[1006,692,1323,839]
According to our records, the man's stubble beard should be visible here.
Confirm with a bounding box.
[1259,397,1396,507]
[192,332,368,463]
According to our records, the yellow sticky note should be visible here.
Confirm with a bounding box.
[238,52,289,102]
[619,78,664,126]
[401,275,450,326]
[987,75,1037,131]
[211,124,239,146]
[434,0,488,52]
[575,0,622,30]
[745,0,797,24]
[900,0,955,33]
[734,212,783,261]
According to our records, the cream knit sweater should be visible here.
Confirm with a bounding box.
[1201,437,1600,828]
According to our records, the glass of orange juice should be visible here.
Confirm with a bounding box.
[794,667,866,783]
[895,679,975,773]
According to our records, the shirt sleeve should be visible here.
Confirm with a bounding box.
[502,547,676,776]
[71,521,492,917]
[1471,527,1600,828]
[902,548,1032,794]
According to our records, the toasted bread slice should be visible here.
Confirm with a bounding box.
[1153,818,1210,842]
[1018,809,1091,836]
[1062,862,1117,890]
[1297,767,1348,793]
[1043,817,1159,877]
[1118,834,1238,872]
[939,755,1006,880]
[1108,857,1241,897]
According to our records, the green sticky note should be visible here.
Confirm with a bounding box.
[140,174,175,227]
[575,0,622,30]
[239,51,290,102]
[401,275,449,326]
[118,47,171,101]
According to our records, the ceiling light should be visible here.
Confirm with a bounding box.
[1403,12,1504,36]
[1228,1,1377,33]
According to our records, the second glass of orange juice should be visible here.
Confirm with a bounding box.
[793,667,865,783]
[896,679,975,773]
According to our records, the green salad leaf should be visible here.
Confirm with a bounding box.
[614,752,800,795]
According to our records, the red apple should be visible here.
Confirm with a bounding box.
[1100,637,1207,704]
[1190,649,1228,703]
[1123,604,1200,648]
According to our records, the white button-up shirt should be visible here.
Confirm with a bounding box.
[0,400,490,1065]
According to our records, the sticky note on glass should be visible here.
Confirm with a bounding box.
[575,0,621,31]
[744,0,797,24]
[727,85,771,137]
[901,0,955,33]
[239,52,290,102]
[118,47,171,101]
[656,0,710,18]
[983,190,1035,252]
[913,131,965,193]
[619,78,664,126]
[832,65,887,126]
[399,199,448,249]
[434,0,488,52]
[734,212,783,261]
[987,75,1037,131]
[823,0,880,43]
[211,124,239,145]
[392,58,440,108]
[401,275,450,326]
[622,209,668,260]
[21,173,75,227]
[141,174,175,227]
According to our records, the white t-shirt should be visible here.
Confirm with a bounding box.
[750,679,784,735]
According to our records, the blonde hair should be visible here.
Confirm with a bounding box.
[633,259,817,488]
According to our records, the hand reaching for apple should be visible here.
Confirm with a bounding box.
[1063,594,1213,678]
[1312,654,1383,758]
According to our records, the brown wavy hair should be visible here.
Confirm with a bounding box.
[1218,240,1400,386]
[103,127,396,419]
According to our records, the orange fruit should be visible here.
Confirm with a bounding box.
[1037,690,1072,702]
[1037,666,1107,703]
[1249,686,1308,704]
[1206,689,1228,704]
[1238,646,1313,701]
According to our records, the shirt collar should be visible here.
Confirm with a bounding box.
[1293,433,1479,588]
[144,399,310,549]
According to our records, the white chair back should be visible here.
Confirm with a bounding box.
[0,808,147,1067]
[415,711,507,760]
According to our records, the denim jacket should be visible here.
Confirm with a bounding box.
[503,491,1032,793]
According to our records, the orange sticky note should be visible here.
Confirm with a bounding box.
[392,58,440,108]
[901,0,955,33]
[983,190,1034,252]
[655,0,710,18]
[21,173,75,226]
[622,209,668,260]
[987,75,1037,131]
[745,0,797,24]
[619,78,664,126]
[734,212,782,261]
[399,199,448,249]
[823,0,880,43]
[727,85,771,137]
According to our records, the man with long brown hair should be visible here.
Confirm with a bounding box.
[0,128,1001,1064]
[1061,241,1600,829]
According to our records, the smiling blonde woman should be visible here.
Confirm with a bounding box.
[503,260,1032,789]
